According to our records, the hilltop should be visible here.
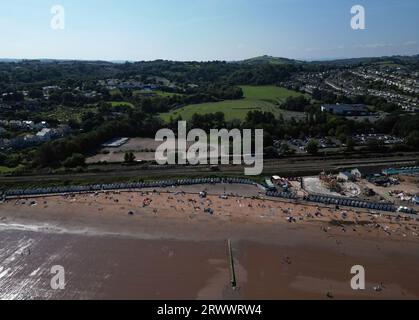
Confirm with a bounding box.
[237,55,304,65]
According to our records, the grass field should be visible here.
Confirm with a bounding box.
[110,101,135,108]
[160,85,305,122]
[0,166,20,174]
[133,90,181,98]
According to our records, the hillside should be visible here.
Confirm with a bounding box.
[238,55,304,65]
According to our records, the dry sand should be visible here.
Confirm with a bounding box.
[1,184,419,300]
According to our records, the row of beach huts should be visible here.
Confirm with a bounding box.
[1,176,416,215]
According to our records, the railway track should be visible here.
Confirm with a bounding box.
[0,154,417,186]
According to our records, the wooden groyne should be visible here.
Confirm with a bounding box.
[227,239,237,289]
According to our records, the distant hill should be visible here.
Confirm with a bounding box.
[310,54,419,67]
[0,58,21,63]
[1,54,417,67]
[237,55,304,65]
[235,54,419,68]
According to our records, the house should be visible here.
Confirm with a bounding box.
[337,171,353,182]
[0,138,9,148]
[24,134,38,145]
[83,91,100,98]
[23,121,35,130]
[272,176,290,191]
[56,124,71,136]
[265,178,277,192]
[272,176,281,182]
[34,121,49,130]
[0,103,12,110]
[36,128,53,142]
[351,169,362,180]
[9,136,25,148]
[25,99,41,111]
[9,120,24,129]
[42,85,60,93]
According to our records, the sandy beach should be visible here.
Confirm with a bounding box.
[1,183,419,300]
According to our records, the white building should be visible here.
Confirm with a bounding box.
[337,172,353,182]
[36,128,53,142]
[351,169,362,180]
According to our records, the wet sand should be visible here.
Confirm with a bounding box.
[0,230,233,300]
[236,240,419,299]
[1,184,419,300]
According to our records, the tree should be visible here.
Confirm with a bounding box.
[2,91,24,102]
[264,146,279,159]
[279,143,295,156]
[365,139,386,153]
[62,153,85,168]
[281,96,311,112]
[345,137,356,152]
[306,139,319,155]
[124,152,136,163]
[407,130,419,151]
[0,152,6,166]
[62,92,75,105]
[337,133,347,144]
[29,89,44,99]
[4,154,23,168]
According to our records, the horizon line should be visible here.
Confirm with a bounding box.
[1,53,418,64]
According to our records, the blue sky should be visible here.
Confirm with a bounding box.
[0,0,418,61]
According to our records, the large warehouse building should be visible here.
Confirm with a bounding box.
[321,104,370,116]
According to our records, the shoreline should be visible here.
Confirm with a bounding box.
[1,184,418,242]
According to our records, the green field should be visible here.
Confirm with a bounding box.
[133,90,182,98]
[160,85,305,122]
[110,101,135,108]
[0,166,20,174]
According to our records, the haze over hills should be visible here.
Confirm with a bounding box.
[0,59,21,63]
[309,54,419,66]
[1,54,418,67]
[236,54,419,66]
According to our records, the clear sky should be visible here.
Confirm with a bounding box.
[0,0,418,61]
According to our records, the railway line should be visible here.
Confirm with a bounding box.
[0,153,417,187]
